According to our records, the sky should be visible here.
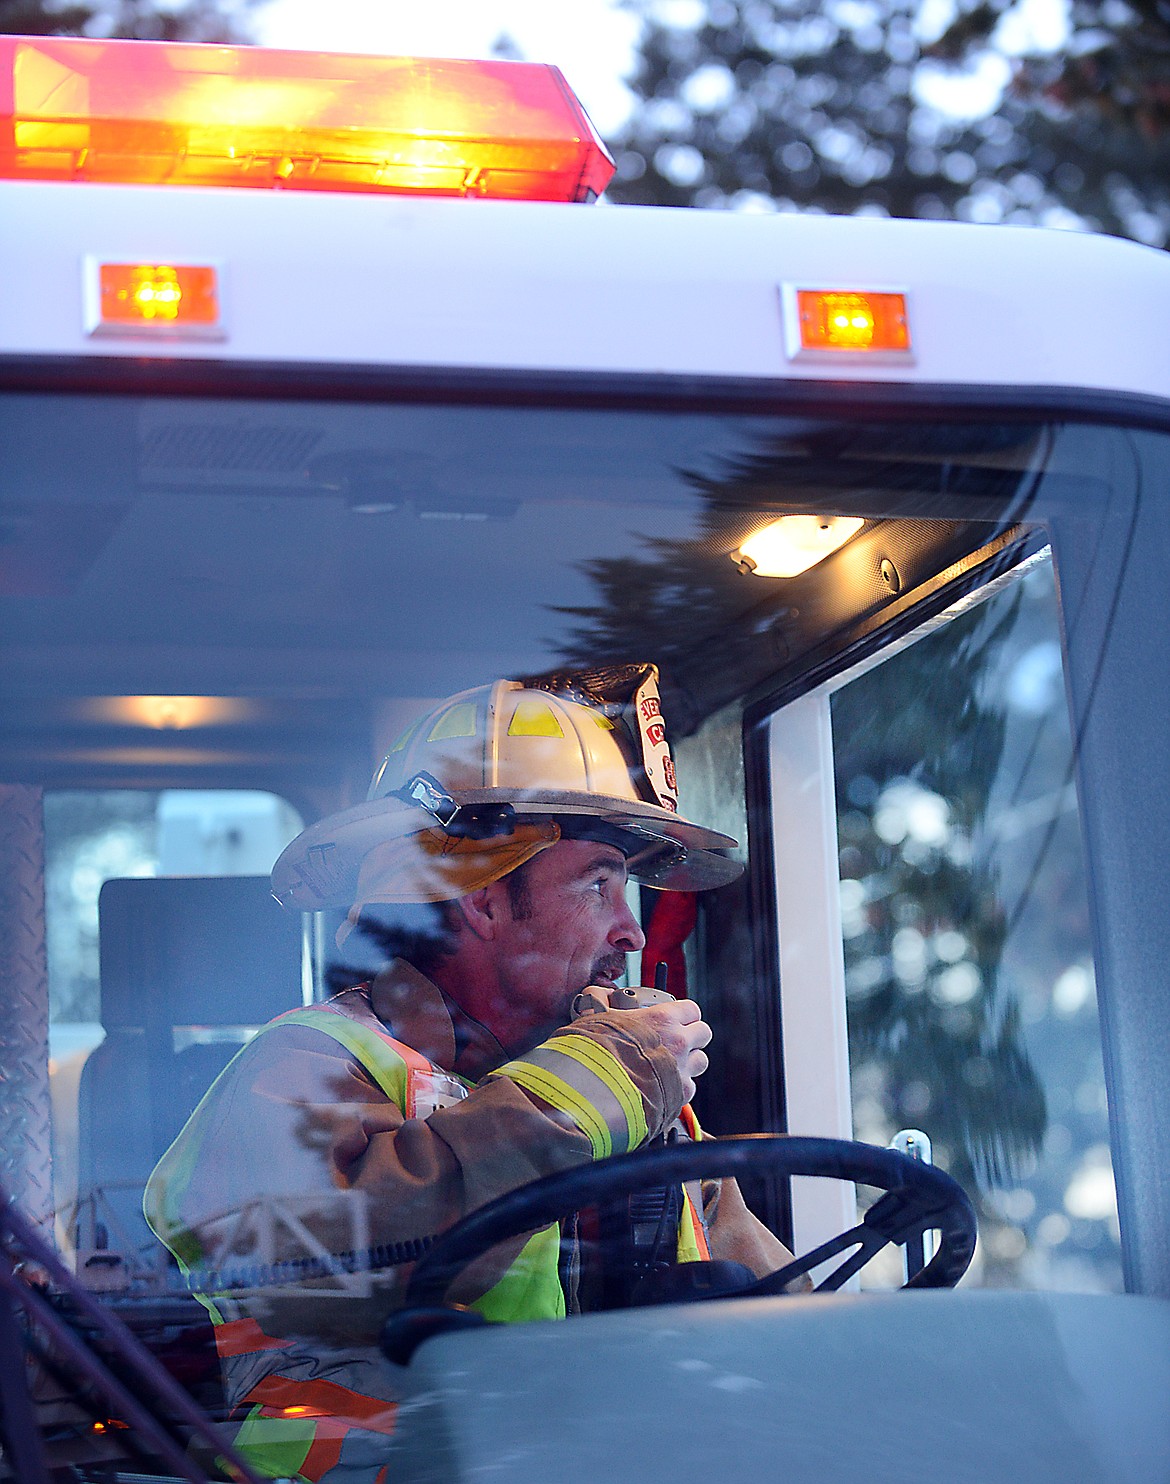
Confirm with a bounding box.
[251,0,643,137]
[250,0,1071,138]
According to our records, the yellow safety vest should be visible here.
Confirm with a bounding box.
[145,1003,709,1482]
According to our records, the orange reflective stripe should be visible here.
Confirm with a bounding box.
[231,1372,398,1482]
[684,1187,711,1261]
[299,1431,345,1481]
[676,1105,711,1259]
[247,1374,398,1437]
[214,1317,294,1358]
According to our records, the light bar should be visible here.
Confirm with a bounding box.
[785,287,912,358]
[0,35,615,202]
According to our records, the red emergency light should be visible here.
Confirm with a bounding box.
[0,35,615,202]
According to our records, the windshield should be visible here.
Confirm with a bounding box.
[0,385,1146,1480]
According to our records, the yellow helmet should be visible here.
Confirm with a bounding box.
[272,665,741,909]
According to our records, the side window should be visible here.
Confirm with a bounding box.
[46,790,303,1273]
[830,553,1120,1291]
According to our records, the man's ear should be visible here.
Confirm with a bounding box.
[455,883,505,942]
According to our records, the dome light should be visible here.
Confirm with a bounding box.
[733,516,864,578]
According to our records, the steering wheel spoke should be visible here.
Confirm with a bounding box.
[745,1218,888,1297]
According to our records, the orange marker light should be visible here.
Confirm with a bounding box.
[795,290,910,354]
[0,35,614,202]
[100,264,217,325]
[86,261,222,337]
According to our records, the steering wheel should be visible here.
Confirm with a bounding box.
[385,1136,975,1359]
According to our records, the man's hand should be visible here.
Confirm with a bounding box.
[630,999,712,1105]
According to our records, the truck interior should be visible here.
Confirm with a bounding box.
[2,375,1168,1481]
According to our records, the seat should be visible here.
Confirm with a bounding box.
[74,875,303,1273]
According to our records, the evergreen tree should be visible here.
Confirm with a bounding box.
[609,0,1170,246]
[1,0,253,43]
[549,421,1048,1211]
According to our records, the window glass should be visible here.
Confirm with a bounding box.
[831,552,1121,1291]
[45,790,303,1271]
[0,387,1137,1474]
[47,790,303,1020]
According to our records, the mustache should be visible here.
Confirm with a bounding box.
[591,952,628,984]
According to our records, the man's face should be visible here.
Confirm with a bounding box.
[487,839,646,1048]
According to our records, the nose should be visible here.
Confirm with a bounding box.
[609,892,646,954]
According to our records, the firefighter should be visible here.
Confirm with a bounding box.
[145,665,793,1483]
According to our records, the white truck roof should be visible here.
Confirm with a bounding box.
[3,179,1168,402]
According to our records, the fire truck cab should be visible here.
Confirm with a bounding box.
[1,32,1169,1484]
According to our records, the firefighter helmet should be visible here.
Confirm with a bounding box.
[271,665,742,909]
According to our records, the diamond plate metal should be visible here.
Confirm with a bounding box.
[0,786,53,1231]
